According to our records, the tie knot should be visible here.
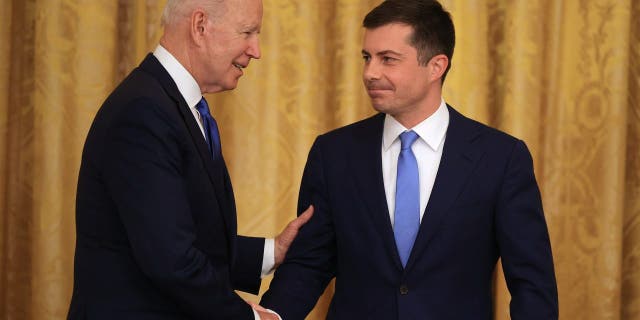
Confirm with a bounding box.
[399,131,419,150]
[195,98,211,117]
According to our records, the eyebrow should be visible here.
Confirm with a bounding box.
[361,49,404,57]
[242,24,261,32]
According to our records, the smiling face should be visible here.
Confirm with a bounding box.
[362,23,446,127]
[195,0,263,93]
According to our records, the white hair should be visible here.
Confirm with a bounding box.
[161,0,226,27]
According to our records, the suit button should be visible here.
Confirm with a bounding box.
[399,285,409,295]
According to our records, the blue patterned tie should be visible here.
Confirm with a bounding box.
[195,97,221,160]
[394,130,420,267]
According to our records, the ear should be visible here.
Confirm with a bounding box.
[428,54,449,82]
[190,9,208,45]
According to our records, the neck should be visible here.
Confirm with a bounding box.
[393,93,442,129]
[159,34,209,93]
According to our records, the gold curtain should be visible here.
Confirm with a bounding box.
[1,0,638,319]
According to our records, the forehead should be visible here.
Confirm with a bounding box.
[217,0,263,27]
[363,23,414,52]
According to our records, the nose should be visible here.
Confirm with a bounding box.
[363,60,380,82]
[246,36,261,59]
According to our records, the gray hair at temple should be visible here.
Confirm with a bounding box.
[161,0,226,27]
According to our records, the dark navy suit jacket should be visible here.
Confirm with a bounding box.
[68,54,263,319]
[262,107,558,319]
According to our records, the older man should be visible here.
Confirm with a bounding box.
[68,0,311,319]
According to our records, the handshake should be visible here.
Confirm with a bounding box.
[248,301,281,320]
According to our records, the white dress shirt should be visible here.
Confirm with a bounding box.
[153,44,275,282]
[382,100,450,226]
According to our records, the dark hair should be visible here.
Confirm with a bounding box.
[363,0,455,82]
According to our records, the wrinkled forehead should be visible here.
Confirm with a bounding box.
[222,0,263,16]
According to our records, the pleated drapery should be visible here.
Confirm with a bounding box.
[1,1,639,319]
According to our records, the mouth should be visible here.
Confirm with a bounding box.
[367,87,392,95]
[232,62,246,71]
[366,84,392,90]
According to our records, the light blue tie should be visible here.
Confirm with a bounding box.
[195,97,221,160]
[394,130,420,267]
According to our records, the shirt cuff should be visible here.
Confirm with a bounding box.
[271,309,283,320]
[261,238,275,278]
[252,307,283,320]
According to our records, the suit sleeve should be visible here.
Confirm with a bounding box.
[496,140,559,319]
[233,235,264,294]
[261,137,337,320]
[103,98,254,319]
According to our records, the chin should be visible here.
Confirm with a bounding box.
[220,81,239,91]
[227,77,242,90]
[371,102,390,114]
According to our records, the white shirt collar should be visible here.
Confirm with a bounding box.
[152,45,202,109]
[382,99,450,151]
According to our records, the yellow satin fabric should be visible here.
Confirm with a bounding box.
[1,1,639,319]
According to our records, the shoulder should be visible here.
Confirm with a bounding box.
[448,105,523,154]
[98,63,179,123]
[315,113,384,145]
[111,67,173,109]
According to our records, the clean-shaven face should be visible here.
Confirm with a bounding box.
[362,23,432,118]
[201,0,263,92]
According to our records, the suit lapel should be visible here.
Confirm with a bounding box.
[349,114,404,271]
[405,106,485,271]
[138,54,235,240]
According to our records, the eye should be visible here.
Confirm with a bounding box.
[241,30,257,39]
[382,56,397,63]
[362,55,371,62]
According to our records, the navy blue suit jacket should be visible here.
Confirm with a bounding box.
[262,107,558,319]
[68,54,263,319]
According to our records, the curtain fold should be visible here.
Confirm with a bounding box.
[622,2,640,318]
[0,1,638,319]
